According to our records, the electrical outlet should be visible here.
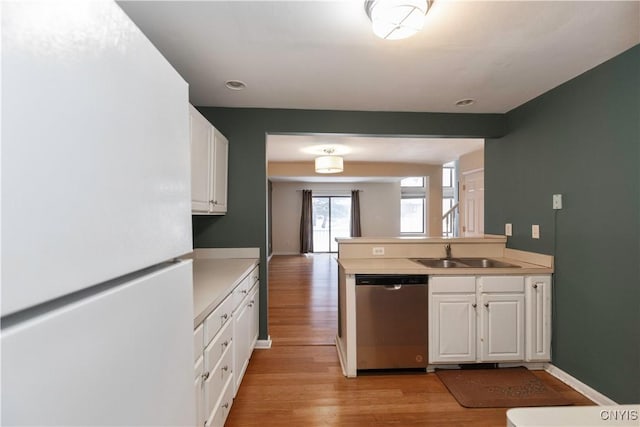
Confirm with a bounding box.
[532,225,540,239]
[505,223,512,236]
[372,247,385,256]
[553,194,563,210]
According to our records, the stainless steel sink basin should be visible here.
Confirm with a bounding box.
[412,258,470,268]
[412,257,521,269]
[454,258,521,268]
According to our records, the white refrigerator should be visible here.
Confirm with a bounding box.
[2,1,195,425]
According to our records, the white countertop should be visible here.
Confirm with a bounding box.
[337,257,553,275]
[192,258,259,327]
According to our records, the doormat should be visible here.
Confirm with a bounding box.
[435,367,574,408]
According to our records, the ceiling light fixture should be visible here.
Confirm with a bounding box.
[364,0,431,40]
[455,98,475,107]
[225,80,246,90]
[315,148,344,174]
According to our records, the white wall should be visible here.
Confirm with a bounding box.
[271,181,400,254]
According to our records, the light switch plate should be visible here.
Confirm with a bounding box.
[532,225,540,239]
[553,194,563,209]
[505,223,512,236]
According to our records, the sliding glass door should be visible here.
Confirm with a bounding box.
[312,197,351,253]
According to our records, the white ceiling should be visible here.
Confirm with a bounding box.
[119,0,639,114]
[118,0,639,180]
[267,134,483,163]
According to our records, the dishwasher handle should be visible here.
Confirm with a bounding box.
[384,284,403,291]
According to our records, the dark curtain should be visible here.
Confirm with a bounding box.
[350,190,362,237]
[300,190,314,253]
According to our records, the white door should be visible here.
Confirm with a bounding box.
[461,170,484,237]
[430,293,477,363]
[190,105,213,213]
[1,261,195,426]
[525,276,552,361]
[479,293,525,362]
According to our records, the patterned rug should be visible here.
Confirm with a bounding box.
[435,367,574,408]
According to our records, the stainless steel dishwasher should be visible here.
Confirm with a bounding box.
[355,274,428,370]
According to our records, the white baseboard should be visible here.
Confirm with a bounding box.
[255,336,272,349]
[545,363,617,405]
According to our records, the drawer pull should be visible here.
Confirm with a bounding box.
[222,403,229,409]
[241,289,248,294]
[222,340,229,348]
[201,371,210,381]
[222,365,229,372]
[221,313,228,321]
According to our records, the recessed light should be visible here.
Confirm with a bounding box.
[225,80,246,91]
[455,98,475,107]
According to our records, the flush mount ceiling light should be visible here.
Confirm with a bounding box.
[455,98,475,107]
[315,148,344,174]
[224,80,246,90]
[365,0,431,40]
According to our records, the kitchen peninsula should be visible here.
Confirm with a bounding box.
[336,236,554,378]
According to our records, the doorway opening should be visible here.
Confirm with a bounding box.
[312,196,351,253]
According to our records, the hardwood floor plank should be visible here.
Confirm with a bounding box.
[226,254,593,426]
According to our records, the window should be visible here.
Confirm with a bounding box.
[400,177,426,234]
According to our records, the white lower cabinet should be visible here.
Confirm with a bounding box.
[429,275,547,365]
[525,276,552,361]
[194,264,260,426]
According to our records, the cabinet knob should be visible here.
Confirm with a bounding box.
[202,371,210,381]
[222,340,229,348]
[472,303,477,308]
[241,289,248,294]
[484,303,489,308]
[222,403,229,409]
[222,365,229,372]
[533,283,538,289]
[221,313,228,321]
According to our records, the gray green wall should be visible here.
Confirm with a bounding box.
[192,109,506,342]
[485,45,640,403]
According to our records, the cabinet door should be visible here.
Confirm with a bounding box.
[211,128,228,214]
[525,276,552,361]
[194,356,205,427]
[479,293,525,362]
[430,293,477,363]
[248,285,259,351]
[233,300,250,395]
[190,105,213,213]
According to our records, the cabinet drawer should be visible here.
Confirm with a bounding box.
[430,276,476,293]
[194,324,204,362]
[206,375,234,427]
[194,355,204,381]
[232,276,251,312]
[248,265,259,287]
[204,342,233,419]
[204,293,233,345]
[205,319,233,371]
[478,276,524,293]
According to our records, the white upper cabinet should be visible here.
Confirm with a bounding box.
[189,105,229,215]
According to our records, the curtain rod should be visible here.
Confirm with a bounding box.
[296,189,363,192]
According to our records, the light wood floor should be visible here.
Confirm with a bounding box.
[226,254,592,426]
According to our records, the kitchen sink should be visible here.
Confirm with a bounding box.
[412,258,470,268]
[456,258,521,268]
[412,257,521,269]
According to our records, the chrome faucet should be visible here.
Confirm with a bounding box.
[445,244,452,259]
